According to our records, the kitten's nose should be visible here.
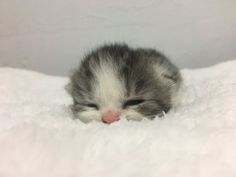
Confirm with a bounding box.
[102,111,121,124]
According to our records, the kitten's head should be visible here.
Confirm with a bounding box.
[67,44,181,123]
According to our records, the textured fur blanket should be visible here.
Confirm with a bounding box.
[0,60,236,177]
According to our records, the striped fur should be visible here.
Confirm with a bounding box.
[67,43,182,123]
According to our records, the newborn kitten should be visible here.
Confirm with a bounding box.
[66,43,182,124]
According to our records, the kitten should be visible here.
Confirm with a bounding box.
[66,43,182,124]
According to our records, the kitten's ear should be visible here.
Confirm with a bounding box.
[64,68,77,95]
[161,71,182,90]
[155,63,182,88]
[161,72,180,83]
[64,83,72,95]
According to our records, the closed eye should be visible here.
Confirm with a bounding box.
[85,103,99,110]
[74,101,99,110]
[123,99,145,108]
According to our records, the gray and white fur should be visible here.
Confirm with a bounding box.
[66,43,182,123]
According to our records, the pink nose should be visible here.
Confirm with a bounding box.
[102,111,121,124]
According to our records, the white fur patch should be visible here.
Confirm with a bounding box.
[76,110,101,123]
[122,109,144,121]
[92,60,125,110]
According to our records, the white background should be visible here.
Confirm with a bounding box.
[0,0,236,76]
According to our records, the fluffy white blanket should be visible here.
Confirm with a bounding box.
[0,60,236,177]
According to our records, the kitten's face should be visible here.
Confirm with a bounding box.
[67,44,181,123]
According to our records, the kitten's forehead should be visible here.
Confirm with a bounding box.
[72,43,176,105]
[91,59,125,107]
[85,52,159,104]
